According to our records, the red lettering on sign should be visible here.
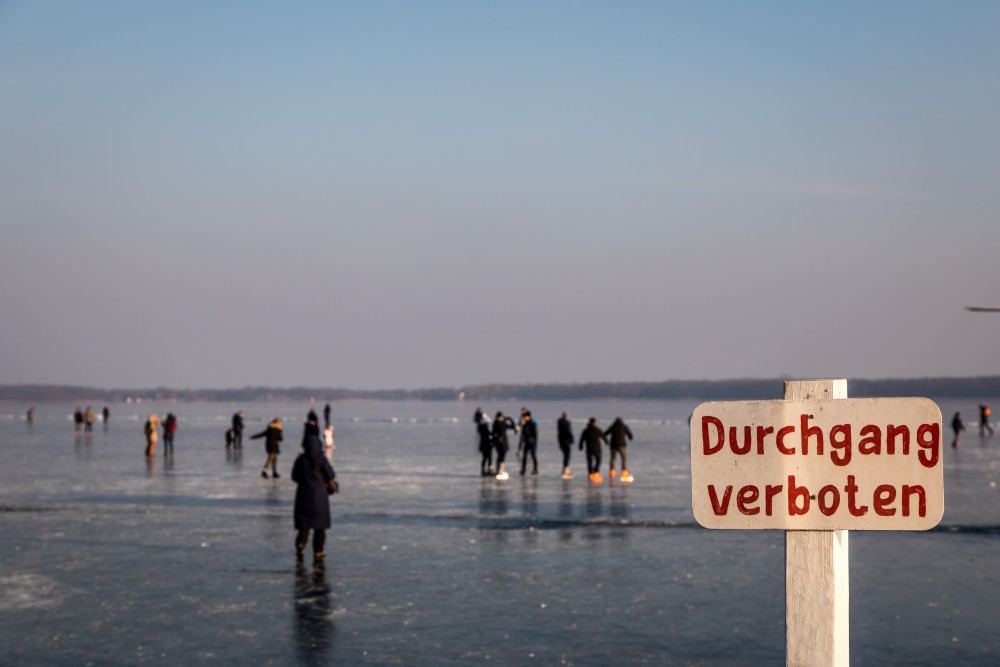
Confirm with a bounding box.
[765,484,783,516]
[737,485,760,515]
[800,414,823,455]
[777,425,795,454]
[707,485,733,515]
[818,484,840,516]
[702,416,724,455]
[845,474,868,516]
[916,424,940,468]
[788,475,810,516]
[874,484,897,516]
[887,424,910,456]
[730,425,752,455]
[830,424,852,466]
[858,424,881,455]
[756,425,774,455]
[902,485,927,517]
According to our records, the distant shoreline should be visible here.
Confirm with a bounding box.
[4,376,1000,403]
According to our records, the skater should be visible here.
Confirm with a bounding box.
[102,406,110,425]
[144,414,160,457]
[26,406,35,426]
[231,411,245,448]
[291,420,337,563]
[951,412,965,448]
[557,412,574,478]
[162,413,177,455]
[323,403,331,429]
[492,411,518,479]
[579,418,607,482]
[477,412,493,476]
[73,407,84,434]
[519,410,539,476]
[604,416,634,480]
[979,404,994,437]
[84,406,95,433]
[252,417,284,478]
[225,428,234,449]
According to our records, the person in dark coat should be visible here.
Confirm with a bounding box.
[519,410,539,476]
[231,411,245,448]
[557,412,574,478]
[162,413,177,456]
[252,417,284,478]
[292,422,337,562]
[492,411,518,478]
[477,413,494,476]
[604,417,634,479]
[952,412,965,448]
[579,418,608,481]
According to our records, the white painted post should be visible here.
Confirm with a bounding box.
[785,379,850,667]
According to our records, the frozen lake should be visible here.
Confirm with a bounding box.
[1,397,999,665]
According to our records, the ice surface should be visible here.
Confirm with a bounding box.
[0,397,998,665]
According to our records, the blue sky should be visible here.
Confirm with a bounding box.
[1,1,998,390]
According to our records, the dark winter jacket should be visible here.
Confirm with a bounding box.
[579,423,608,454]
[520,418,538,450]
[492,416,517,453]
[477,420,493,453]
[250,420,283,454]
[604,419,633,450]
[557,417,574,449]
[291,434,336,530]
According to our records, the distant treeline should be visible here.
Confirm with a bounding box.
[4,376,1000,403]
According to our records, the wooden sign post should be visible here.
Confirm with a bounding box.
[689,379,944,667]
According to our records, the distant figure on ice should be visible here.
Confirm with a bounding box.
[102,406,110,426]
[84,406,95,433]
[323,403,331,429]
[604,417,634,482]
[231,411,245,448]
[162,413,177,456]
[492,411,518,479]
[477,412,493,476]
[519,410,539,476]
[26,406,35,426]
[144,414,161,456]
[557,412,574,479]
[252,417,284,478]
[323,424,335,463]
[951,412,965,448]
[292,420,337,563]
[579,418,608,483]
[979,404,994,437]
[73,407,84,434]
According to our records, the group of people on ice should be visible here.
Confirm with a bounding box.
[475,407,633,484]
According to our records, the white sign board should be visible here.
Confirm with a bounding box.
[690,397,943,530]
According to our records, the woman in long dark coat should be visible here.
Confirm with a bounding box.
[291,423,336,561]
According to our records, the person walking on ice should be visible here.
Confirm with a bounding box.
[604,416,634,482]
[557,412,574,479]
[291,421,337,563]
[980,404,994,437]
[579,418,608,484]
[252,417,284,478]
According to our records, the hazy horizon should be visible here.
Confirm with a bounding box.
[2,2,999,391]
